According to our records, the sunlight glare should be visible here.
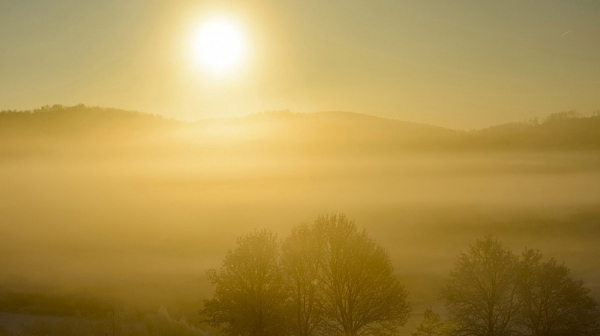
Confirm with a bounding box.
[191,17,247,75]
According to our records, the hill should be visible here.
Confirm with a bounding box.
[467,111,600,150]
[3,105,600,156]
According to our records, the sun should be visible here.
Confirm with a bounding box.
[191,17,247,75]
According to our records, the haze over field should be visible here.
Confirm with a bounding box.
[2,105,600,335]
[1,1,600,335]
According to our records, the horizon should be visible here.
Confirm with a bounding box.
[3,103,599,131]
[1,1,599,129]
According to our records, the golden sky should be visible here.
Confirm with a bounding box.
[0,0,599,129]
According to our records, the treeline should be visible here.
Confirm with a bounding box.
[3,105,600,153]
[466,110,600,150]
[0,104,175,124]
[0,104,178,141]
[0,104,181,157]
[203,214,600,336]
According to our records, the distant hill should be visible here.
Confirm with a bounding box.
[2,105,600,156]
[467,111,600,150]
[200,110,461,153]
[0,105,181,157]
[0,104,179,138]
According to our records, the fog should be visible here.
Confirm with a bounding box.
[1,106,600,334]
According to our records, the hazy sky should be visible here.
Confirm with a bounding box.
[1,0,599,129]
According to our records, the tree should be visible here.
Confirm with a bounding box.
[440,236,520,336]
[282,223,325,336]
[517,249,600,336]
[412,308,454,336]
[543,110,580,123]
[202,229,288,336]
[313,214,411,336]
[202,215,410,336]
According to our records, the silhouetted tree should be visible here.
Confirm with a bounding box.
[282,223,325,336]
[202,229,288,336]
[312,214,411,336]
[440,236,520,336]
[543,110,580,124]
[412,308,454,336]
[517,249,600,336]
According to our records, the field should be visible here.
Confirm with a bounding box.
[1,107,600,334]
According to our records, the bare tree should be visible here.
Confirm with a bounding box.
[412,308,454,336]
[282,223,325,336]
[440,236,520,336]
[517,249,600,336]
[202,229,288,336]
[313,214,411,336]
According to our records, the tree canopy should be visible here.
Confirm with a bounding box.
[202,230,288,336]
[202,214,411,336]
[441,236,600,336]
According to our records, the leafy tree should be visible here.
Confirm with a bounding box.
[517,249,600,336]
[412,308,454,336]
[312,214,411,336]
[440,236,520,336]
[202,229,288,336]
[282,223,325,336]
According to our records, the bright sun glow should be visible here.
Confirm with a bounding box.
[191,17,247,75]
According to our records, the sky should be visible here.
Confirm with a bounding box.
[0,0,599,129]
